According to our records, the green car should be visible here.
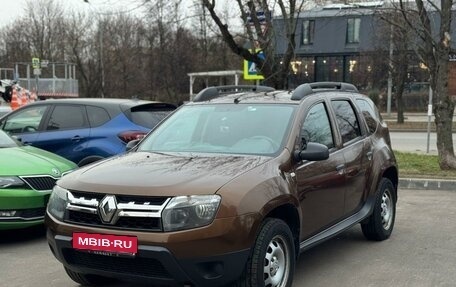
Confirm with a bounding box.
[0,130,77,230]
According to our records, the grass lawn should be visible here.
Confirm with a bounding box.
[395,151,456,179]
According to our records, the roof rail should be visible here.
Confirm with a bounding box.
[291,82,358,101]
[193,85,275,102]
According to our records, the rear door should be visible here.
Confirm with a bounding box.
[34,104,90,162]
[330,99,370,216]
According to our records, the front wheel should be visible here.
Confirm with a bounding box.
[361,178,396,241]
[234,218,295,287]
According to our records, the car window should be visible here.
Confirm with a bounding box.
[46,105,87,130]
[301,102,334,149]
[139,104,296,156]
[86,106,110,127]
[331,100,362,144]
[356,99,379,134]
[127,104,176,129]
[2,105,48,134]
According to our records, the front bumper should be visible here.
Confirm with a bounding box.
[47,228,250,286]
[0,189,50,230]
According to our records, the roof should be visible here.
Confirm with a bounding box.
[30,98,164,107]
[187,70,243,77]
[22,98,175,117]
[190,82,360,105]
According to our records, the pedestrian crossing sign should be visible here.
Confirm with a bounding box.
[243,50,265,80]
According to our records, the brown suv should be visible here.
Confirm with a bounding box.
[46,82,398,287]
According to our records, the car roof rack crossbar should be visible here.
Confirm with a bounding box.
[193,85,275,102]
[291,82,358,101]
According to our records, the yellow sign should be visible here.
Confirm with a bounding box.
[32,58,40,69]
[243,50,265,80]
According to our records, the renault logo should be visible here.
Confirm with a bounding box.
[99,195,118,224]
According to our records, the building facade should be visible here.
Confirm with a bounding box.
[273,3,453,95]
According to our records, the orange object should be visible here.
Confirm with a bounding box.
[21,90,29,106]
[30,91,38,103]
[10,87,22,110]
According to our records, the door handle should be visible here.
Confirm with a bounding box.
[71,136,83,142]
[336,164,345,175]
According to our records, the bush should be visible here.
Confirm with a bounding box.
[367,89,380,106]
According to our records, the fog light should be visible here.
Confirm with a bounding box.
[0,210,17,217]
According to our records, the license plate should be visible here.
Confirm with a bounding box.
[73,232,138,255]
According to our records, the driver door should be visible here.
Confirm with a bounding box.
[295,101,346,238]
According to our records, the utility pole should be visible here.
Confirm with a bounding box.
[100,19,105,98]
[387,25,394,117]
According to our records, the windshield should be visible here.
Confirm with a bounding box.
[0,130,19,148]
[138,103,296,156]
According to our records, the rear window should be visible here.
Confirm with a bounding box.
[87,106,110,127]
[126,103,175,129]
[355,99,380,134]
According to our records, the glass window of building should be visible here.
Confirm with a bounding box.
[346,18,361,44]
[316,57,343,82]
[302,20,315,45]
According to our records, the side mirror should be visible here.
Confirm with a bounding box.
[126,139,141,152]
[294,142,329,162]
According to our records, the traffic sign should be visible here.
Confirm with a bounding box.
[32,58,40,69]
[243,50,265,80]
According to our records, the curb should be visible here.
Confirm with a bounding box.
[399,178,456,191]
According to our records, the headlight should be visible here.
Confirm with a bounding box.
[47,185,68,220]
[0,177,25,189]
[162,195,221,232]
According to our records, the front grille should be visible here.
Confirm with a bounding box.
[63,249,171,279]
[18,207,46,219]
[21,176,56,191]
[64,191,169,232]
[116,217,161,230]
[68,211,102,225]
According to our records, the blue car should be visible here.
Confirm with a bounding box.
[0,98,175,166]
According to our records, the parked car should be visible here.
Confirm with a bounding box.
[0,130,76,230]
[0,98,176,166]
[46,83,398,286]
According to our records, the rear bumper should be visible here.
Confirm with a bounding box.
[47,229,250,286]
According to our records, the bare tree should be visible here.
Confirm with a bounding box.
[63,12,99,98]
[22,0,66,61]
[392,1,455,169]
[201,0,306,88]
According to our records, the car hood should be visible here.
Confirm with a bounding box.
[59,151,271,197]
[0,146,76,176]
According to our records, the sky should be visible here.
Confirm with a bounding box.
[0,0,153,28]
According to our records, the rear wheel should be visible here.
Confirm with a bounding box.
[234,218,295,287]
[64,267,114,286]
[361,178,396,241]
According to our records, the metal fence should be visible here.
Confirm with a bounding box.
[18,78,79,98]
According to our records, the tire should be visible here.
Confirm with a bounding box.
[64,267,113,286]
[233,218,295,287]
[361,178,396,241]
